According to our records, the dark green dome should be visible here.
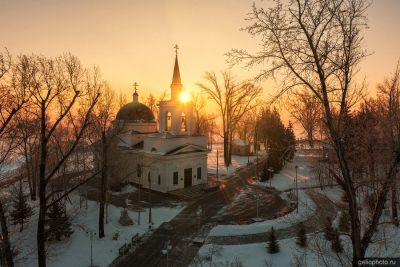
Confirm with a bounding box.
[115,102,155,122]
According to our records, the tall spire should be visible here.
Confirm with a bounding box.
[133,82,139,103]
[171,44,182,100]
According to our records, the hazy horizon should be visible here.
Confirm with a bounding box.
[1,0,399,123]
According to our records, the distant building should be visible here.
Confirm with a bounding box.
[99,49,208,193]
[232,139,250,156]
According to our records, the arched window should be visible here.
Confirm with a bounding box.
[165,112,172,131]
[180,112,187,132]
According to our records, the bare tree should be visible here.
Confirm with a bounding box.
[376,61,400,226]
[0,49,31,267]
[142,90,167,126]
[117,90,128,109]
[286,90,322,148]
[14,109,40,200]
[20,53,100,267]
[197,71,262,166]
[226,0,395,264]
[88,82,118,238]
[191,91,217,136]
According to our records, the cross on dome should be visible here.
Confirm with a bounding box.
[132,82,139,102]
[133,82,139,94]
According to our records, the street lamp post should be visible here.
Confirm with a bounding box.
[138,175,141,225]
[255,193,260,217]
[87,231,96,267]
[148,173,152,225]
[255,122,259,180]
[162,240,172,267]
[197,207,202,231]
[216,149,219,180]
[137,163,142,225]
[295,165,299,213]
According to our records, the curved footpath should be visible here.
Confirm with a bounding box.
[205,188,338,245]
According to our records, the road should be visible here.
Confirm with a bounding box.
[115,162,288,267]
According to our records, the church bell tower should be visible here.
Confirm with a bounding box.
[158,45,193,135]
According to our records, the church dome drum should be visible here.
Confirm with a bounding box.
[116,102,155,122]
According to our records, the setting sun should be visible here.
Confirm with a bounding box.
[179,90,190,103]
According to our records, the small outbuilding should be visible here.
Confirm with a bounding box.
[232,139,250,156]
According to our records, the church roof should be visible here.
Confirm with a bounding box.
[115,102,155,122]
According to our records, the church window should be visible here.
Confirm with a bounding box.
[158,175,161,185]
[180,112,187,132]
[165,112,172,131]
[137,164,141,178]
[173,171,178,185]
[197,167,202,180]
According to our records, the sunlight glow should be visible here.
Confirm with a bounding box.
[179,91,191,103]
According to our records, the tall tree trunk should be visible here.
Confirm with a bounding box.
[324,102,364,265]
[29,156,37,201]
[99,133,107,238]
[37,104,47,267]
[228,132,233,166]
[0,199,14,267]
[335,140,363,266]
[307,130,314,148]
[223,131,229,167]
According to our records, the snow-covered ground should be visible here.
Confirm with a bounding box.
[195,224,400,267]
[257,153,319,191]
[207,143,266,176]
[12,194,184,267]
[208,190,316,237]
[198,151,400,266]
[0,158,24,178]
[193,236,319,267]
[208,153,319,237]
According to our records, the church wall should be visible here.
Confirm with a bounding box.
[132,152,207,193]
[164,153,207,191]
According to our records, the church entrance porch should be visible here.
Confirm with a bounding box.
[184,168,192,188]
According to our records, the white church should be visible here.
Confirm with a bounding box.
[107,49,208,193]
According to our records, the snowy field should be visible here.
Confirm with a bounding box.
[12,194,184,267]
[195,224,400,267]
[207,143,266,176]
[257,153,319,191]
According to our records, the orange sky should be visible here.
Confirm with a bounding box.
[1,0,399,130]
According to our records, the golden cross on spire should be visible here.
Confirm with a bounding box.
[133,82,139,93]
[174,44,179,55]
